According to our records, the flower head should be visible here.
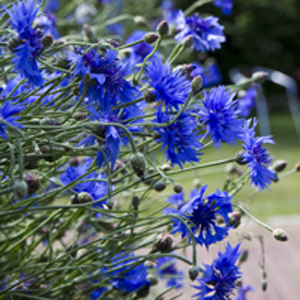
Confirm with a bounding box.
[213,0,234,15]
[199,86,245,147]
[171,186,233,248]
[241,119,276,191]
[146,58,191,111]
[237,86,257,118]
[153,106,203,169]
[192,243,242,300]
[175,11,225,52]
[0,101,24,139]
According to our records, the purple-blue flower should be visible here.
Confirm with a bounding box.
[153,106,203,169]
[161,0,180,24]
[241,119,276,191]
[214,0,234,16]
[171,185,233,248]
[146,58,191,111]
[35,12,59,38]
[0,102,24,139]
[7,0,44,87]
[175,11,225,52]
[199,86,245,147]
[236,284,255,300]
[237,86,257,118]
[192,243,242,300]
[155,256,184,289]
[59,159,109,208]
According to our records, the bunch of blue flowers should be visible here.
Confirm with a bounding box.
[0,0,294,299]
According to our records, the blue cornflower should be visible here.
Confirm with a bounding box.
[199,86,245,147]
[146,58,191,111]
[241,119,276,191]
[171,185,233,248]
[175,11,225,52]
[59,159,109,208]
[164,191,186,214]
[161,0,180,24]
[35,12,59,38]
[192,243,242,300]
[0,101,24,139]
[214,0,234,15]
[153,106,203,169]
[237,86,257,118]
[7,0,44,87]
[68,48,137,106]
[155,256,184,289]
[236,284,254,300]
[191,61,222,88]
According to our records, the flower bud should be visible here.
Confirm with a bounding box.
[156,20,169,37]
[25,173,40,196]
[83,73,93,85]
[228,210,242,228]
[193,178,201,189]
[174,64,196,76]
[55,57,70,70]
[252,71,268,84]
[73,112,87,120]
[40,117,61,130]
[173,183,183,194]
[83,23,97,43]
[191,75,202,92]
[161,164,172,172]
[14,179,28,200]
[272,160,287,172]
[181,35,194,48]
[78,192,93,203]
[132,195,140,210]
[42,34,53,48]
[146,275,158,286]
[134,16,148,27]
[188,266,199,281]
[69,157,80,167]
[144,88,156,103]
[8,36,25,52]
[143,32,159,44]
[262,279,268,291]
[153,181,166,192]
[238,249,249,265]
[273,228,288,242]
[130,152,146,179]
[295,162,300,171]
[153,233,173,253]
[235,151,247,165]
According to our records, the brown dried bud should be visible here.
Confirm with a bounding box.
[153,233,173,253]
[295,162,300,172]
[173,183,183,194]
[25,173,40,196]
[144,88,156,103]
[42,34,53,48]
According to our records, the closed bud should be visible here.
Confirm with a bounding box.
[73,112,87,120]
[238,249,249,265]
[25,173,40,196]
[69,157,80,167]
[83,73,93,85]
[83,23,97,43]
[8,36,25,52]
[78,192,93,203]
[130,152,146,179]
[295,162,300,171]
[252,71,268,84]
[146,275,158,286]
[14,179,28,200]
[174,64,196,76]
[188,266,199,281]
[173,183,183,194]
[161,164,172,172]
[156,20,169,37]
[191,75,202,92]
[42,34,53,48]
[40,117,61,129]
[153,181,166,192]
[134,16,148,27]
[262,279,268,291]
[132,195,140,210]
[228,210,242,228]
[144,32,159,44]
[144,88,156,103]
[272,160,287,172]
[273,228,288,242]
[55,57,70,70]
[181,35,194,48]
[235,151,247,165]
[153,233,173,253]
[193,178,201,189]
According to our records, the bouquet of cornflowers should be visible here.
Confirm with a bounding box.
[0,0,297,299]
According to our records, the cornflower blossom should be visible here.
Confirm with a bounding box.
[59,159,108,208]
[237,86,257,118]
[241,119,276,191]
[78,93,144,169]
[6,0,44,87]
[191,62,222,88]
[161,0,180,24]
[68,49,137,106]
[199,86,245,147]
[0,102,24,139]
[155,256,184,289]
[236,284,255,300]
[35,12,59,38]
[171,185,233,248]
[213,0,234,15]
[145,58,191,111]
[192,243,242,300]
[175,11,225,52]
[153,106,203,168]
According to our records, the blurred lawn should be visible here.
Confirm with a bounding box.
[142,113,300,221]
